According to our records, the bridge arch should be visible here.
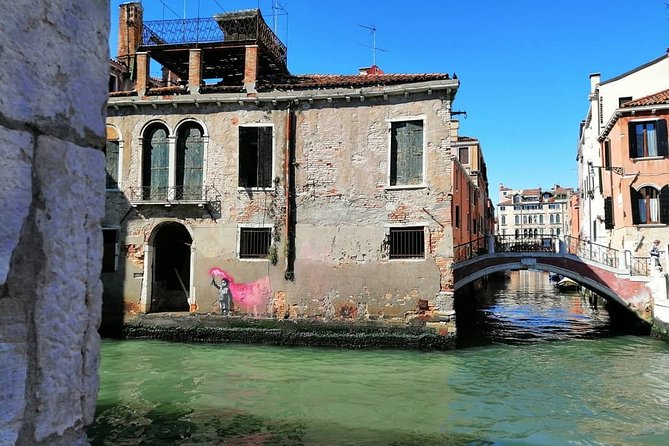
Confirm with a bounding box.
[453,252,653,321]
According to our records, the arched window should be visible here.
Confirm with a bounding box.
[515,215,520,225]
[142,124,169,199]
[104,126,120,189]
[631,186,660,224]
[515,229,519,239]
[176,123,204,199]
[533,228,538,238]
[523,229,528,238]
[556,228,561,237]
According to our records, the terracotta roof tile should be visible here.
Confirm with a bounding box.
[522,188,541,196]
[257,73,451,90]
[622,88,669,107]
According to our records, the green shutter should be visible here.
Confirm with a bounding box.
[657,119,668,157]
[104,140,119,189]
[391,121,423,186]
[630,187,641,224]
[177,125,204,199]
[144,127,169,199]
[604,197,614,229]
[257,127,272,188]
[660,185,669,224]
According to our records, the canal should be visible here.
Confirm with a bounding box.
[89,271,669,445]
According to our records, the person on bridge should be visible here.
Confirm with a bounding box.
[650,239,662,271]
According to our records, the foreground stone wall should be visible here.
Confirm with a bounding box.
[0,1,108,444]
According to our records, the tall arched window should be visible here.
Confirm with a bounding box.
[176,123,204,199]
[104,126,120,189]
[142,124,169,199]
[631,186,660,224]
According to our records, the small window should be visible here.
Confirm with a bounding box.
[628,120,668,158]
[455,205,460,228]
[239,227,271,259]
[459,146,469,164]
[239,126,273,188]
[619,96,632,107]
[390,120,423,186]
[389,227,425,259]
[102,229,118,273]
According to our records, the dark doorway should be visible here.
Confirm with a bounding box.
[151,223,191,312]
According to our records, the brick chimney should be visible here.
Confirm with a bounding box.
[117,2,144,69]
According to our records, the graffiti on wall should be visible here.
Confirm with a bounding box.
[208,267,271,317]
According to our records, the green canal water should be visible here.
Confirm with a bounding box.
[90,272,669,445]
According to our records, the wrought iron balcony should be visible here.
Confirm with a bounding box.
[142,18,224,46]
[127,185,219,205]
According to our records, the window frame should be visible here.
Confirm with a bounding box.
[386,116,426,189]
[387,224,427,261]
[628,119,668,159]
[105,125,123,191]
[238,225,273,261]
[238,123,275,190]
[102,227,120,273]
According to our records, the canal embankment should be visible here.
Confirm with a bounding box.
[122,313,457,350]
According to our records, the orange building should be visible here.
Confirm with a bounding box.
[598,88,669,259]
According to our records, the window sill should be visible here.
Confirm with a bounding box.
[238,187,276,192]
[384,184,427,191]
[631,156,666,162]
[388,257,426,262]
[238,257,269,262]
[634,223,667,228]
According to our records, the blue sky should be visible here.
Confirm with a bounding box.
[109,1,669,201]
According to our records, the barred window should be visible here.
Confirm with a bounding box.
[239,227,272,259]
[389,227,425,259]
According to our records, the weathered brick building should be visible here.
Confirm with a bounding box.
[103,3,491,329]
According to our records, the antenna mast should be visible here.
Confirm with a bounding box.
[358,24,387,66]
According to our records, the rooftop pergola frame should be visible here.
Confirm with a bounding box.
[138,9,288,84]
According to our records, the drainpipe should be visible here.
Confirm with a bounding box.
[284,104,296,280]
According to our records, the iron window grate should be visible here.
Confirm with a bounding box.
[389,227,425,259]
[240,228,271,259]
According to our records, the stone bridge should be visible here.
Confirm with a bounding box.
[452,236,668,322]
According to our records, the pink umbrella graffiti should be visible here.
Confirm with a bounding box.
[208,267,271,316]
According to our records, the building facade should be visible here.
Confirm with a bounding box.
[577,54,669,245]
[597,88,669,267]
[102,3,492,326]
[495,184,574,239]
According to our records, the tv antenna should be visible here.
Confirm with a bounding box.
[358,24,389,66]
[271,0,288,34]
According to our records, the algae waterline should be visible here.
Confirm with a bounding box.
[122,315,457,350]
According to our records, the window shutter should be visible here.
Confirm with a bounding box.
[181,126,203,199]
[604,197,614,229]
[628,122,636,158]
[257,127,272,188]
[630,187,641,224]
[657,119,668,157]
[660,185,669,224]
[604,140,611,169]
[104,140,119,189]
[144,127,169,199]
[407,121,423,185]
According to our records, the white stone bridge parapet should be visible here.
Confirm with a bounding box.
[452,235,669,323]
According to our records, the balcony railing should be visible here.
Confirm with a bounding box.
[142,18,224,46]
[127,185,217,204]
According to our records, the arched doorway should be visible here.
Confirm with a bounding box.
[150,222,192,312]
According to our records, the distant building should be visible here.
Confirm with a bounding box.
[101,2,492,325]
[495,184,574,239]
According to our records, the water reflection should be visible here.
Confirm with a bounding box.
[455,270,647,347]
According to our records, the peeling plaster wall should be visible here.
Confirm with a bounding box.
[0,1,108,445]
[104,93,456,321]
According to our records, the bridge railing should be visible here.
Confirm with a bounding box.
[629,256,650,276]
[495,235,558,253]
[564,236,619,269]
[453,236,487,263]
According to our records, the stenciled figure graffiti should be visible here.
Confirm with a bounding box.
[211,276,234,315]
